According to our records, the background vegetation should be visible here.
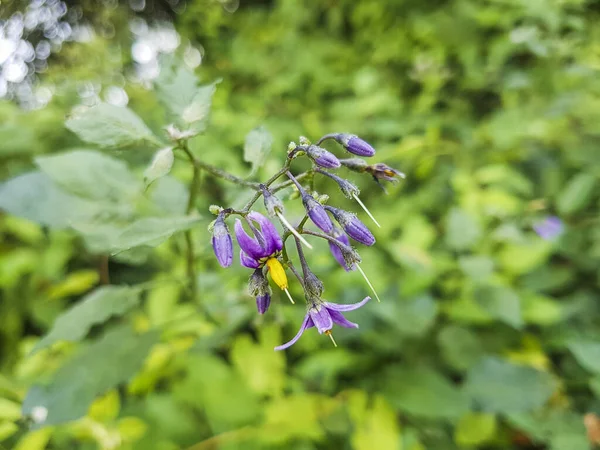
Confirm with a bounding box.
[1,0,600,449]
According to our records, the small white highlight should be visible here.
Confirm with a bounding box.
[353,194,381,228]
[283,288,295,304]
[277,212,313,249]
[356,264,381,302]
[31,406,48,424]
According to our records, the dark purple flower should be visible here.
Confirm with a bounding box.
[234,211,283,264]
[306,145,341,169]
[248,268,272,314]
[325,206,375,246]
[533,216,563,240]
[302,194,334,233]
[334,134,375,157]
[211,214,233,267]
[329,227,355,271]
[365,163,405,184]
[274,297,371,350]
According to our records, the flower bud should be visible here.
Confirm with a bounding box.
[317,169,360,199]
[335,240,362,268]
[304,269,324,299]
[248,269,272,314]
[325,206,375,246]
[334,134,375,157]
[256,293,271,315]
[306,145,341,169]
[211,214,233,267]
[302,194,333,233]
[329,227,355,271]
[262,186,284,217]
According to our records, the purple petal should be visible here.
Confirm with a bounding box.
[328,309,359,328]
[274,315,314,351]
[248,211,282,254]
[240,250,260,269]
[329,227,355,271]
[234,219,266,260]
[344,217,375,246]
[309,305,333,334]
[323,296,371,312]
[533,216,563,240]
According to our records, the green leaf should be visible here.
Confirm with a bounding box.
[380,366,469,419]
[230,326,286,397]
[348,392,401,450]
[464,357,556,413]
[454,413,497,447]
[459,255,495,280]
[22,326,158,427]
[143,147,175,187]
[568,340,600,374]
[155,56,200,118]
[474,284,523,329]
[244,126,273,175]
[33,286,141,353]
[0,172,98,229]
[65,103,159,149]
[445,208,481,251]
[0,397,22,421]
[181,81,220,132]
[437,325,484,371]
[111,215,201,252]
[35,149,140,201]
[556,173,596,215]
[379,295,438,337]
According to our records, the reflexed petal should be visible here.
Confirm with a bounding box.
[309,305,333,334]
[240,250,260,269]
[248,211,283,253]
[234,219,266,259]
[274,315,315,351]
[323,296,371,312]
[328,309,359,328]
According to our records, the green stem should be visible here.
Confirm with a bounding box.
[182,145,200,298]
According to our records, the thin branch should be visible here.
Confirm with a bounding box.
[181,145,200,298]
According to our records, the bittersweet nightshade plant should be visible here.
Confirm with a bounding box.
[205,132,403,348]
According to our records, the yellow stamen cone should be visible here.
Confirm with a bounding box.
[266,258,294,303]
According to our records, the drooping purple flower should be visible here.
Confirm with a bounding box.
[329,227,355,271]
[306,145,341,169]
[234,211,283,265]
[274,296,371,350]
[533,216,563,240]
[334,134,376,157]
[325,206,375,246]
[302,194,334,233]
[211,214,233,267]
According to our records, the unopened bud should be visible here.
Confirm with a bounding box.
[329,227,355,271]
[317,169,360,199]
[211,214,233,268]
[248,269,272,314]
[262,187,284,217]
[334,134,376,157]
[306,145,341,169]
[302,194,333,233]
[325,206,375,246]
[209,205,223,215]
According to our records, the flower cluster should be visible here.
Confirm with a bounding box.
[210,133,404,350]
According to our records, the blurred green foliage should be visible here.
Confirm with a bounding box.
[1,0,600,449]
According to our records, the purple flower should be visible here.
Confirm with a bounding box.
[248,268,272,314]
[329,227,355,271]
[211,214,233,267]
[302,194,334,233]
[366,163,405,184]
[533,216,563,240]
[274,296,371,350]
[306,145,341,169]
[334,134,375,157]
[234,211,283,265]
[325,206,375,246]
